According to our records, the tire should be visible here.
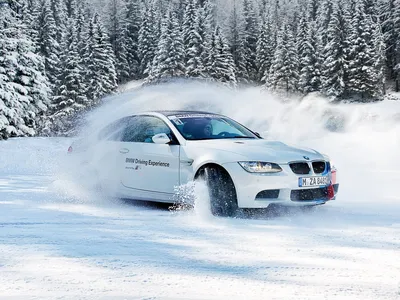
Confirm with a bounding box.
[198,166,238,217]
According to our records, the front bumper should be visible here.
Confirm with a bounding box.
[222,162,339,208]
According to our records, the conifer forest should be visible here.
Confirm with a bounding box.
[1,0,400,139]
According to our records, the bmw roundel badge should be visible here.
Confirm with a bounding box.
[303,156,310,160]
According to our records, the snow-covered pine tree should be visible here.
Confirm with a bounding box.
[272,0,281,26]
[257,8,274,83]
[147,8,186,83]
[266,20,299,93]
[373,20,387,98]
[108,0,130,83]
[198,0,211,8]
[296,7,308,75]
[125,0,142,79]
[198,0,214,78]
[109,0,124,48]
[266,0,280,63]
[183,0,206,78]
[82,15,103,101]
[363,0,378,19]
[228,0,248,83]
[175,0,187,23]
[242,0,259,82]
[199,0,216,27]
[393,0,400,91]
[138,0,159,77]
[50,19,87,133]
[291,4,300,37]
[366,0,385,94]
[21,0,40,48]
[307,0,319,21]
[65,0,77,19]
[320,0,351,99]
[96,16,118,98]
[298,19,320,94]
[37,0,61,87]
[116,24,130,83]
[0,0,50,139]
[83,13,118,103]
[152,0,163,44]
[348,0,357,12]
[315,0,333,48]
[347,0,382,100]
[381,0,397,82]
[75,1,88,59]
[313,0,334,88]
[214,26,237,87]
[50,0,67,43]
[207,26,237,86]
[259,0,268,21]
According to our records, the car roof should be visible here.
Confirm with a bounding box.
[153,110,222,117]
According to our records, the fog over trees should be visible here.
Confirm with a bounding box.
[1,0,400,139]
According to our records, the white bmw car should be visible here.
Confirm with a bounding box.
[69,111,339,216]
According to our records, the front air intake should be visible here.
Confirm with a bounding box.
[256,190,280,199]
[289,162,311,175]
[312,161,326,174]
[291,187,330,201]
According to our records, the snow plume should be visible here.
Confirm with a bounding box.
[173,180,213,220]
[63,81,400,215]
[82,81,400,142]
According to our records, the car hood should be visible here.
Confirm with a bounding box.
[188,139,326,164]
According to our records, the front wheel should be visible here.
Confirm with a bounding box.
[198,166,238,217]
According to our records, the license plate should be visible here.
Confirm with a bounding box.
[299,176,329,187]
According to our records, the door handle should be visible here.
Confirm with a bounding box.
[119,148,129,154]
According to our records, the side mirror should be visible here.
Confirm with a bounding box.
[152,133,171,144]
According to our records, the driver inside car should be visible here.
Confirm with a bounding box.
[203,122,213,138]
[183,118,214,139]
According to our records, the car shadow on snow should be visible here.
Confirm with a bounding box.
[119,198,172,210]
[120,197,318,220]
[236,204,318,220]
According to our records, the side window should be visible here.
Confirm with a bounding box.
[98,117,131,141]
[121,117,143,142]
[121,116,172,143]
[143,117,171,143]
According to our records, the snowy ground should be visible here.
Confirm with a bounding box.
[1,84,400,299]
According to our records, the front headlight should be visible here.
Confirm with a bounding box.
[238,161,282,173]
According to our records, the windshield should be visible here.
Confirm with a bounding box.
[168,114,258,141]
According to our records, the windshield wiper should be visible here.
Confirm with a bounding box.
[186,136,256,141]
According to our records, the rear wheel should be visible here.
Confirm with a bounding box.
[80,165,103,193]
[197,166,238,217]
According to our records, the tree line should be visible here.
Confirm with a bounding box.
[1,0,400,139]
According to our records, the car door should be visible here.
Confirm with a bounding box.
[118,115,180,201]
[93,117,131,191]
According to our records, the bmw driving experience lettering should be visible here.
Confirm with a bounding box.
[126,158,170,168]
[148,160,170,167]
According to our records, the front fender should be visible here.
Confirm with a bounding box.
[179,146,247,184]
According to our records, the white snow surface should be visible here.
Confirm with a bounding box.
[1,83,400,299]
